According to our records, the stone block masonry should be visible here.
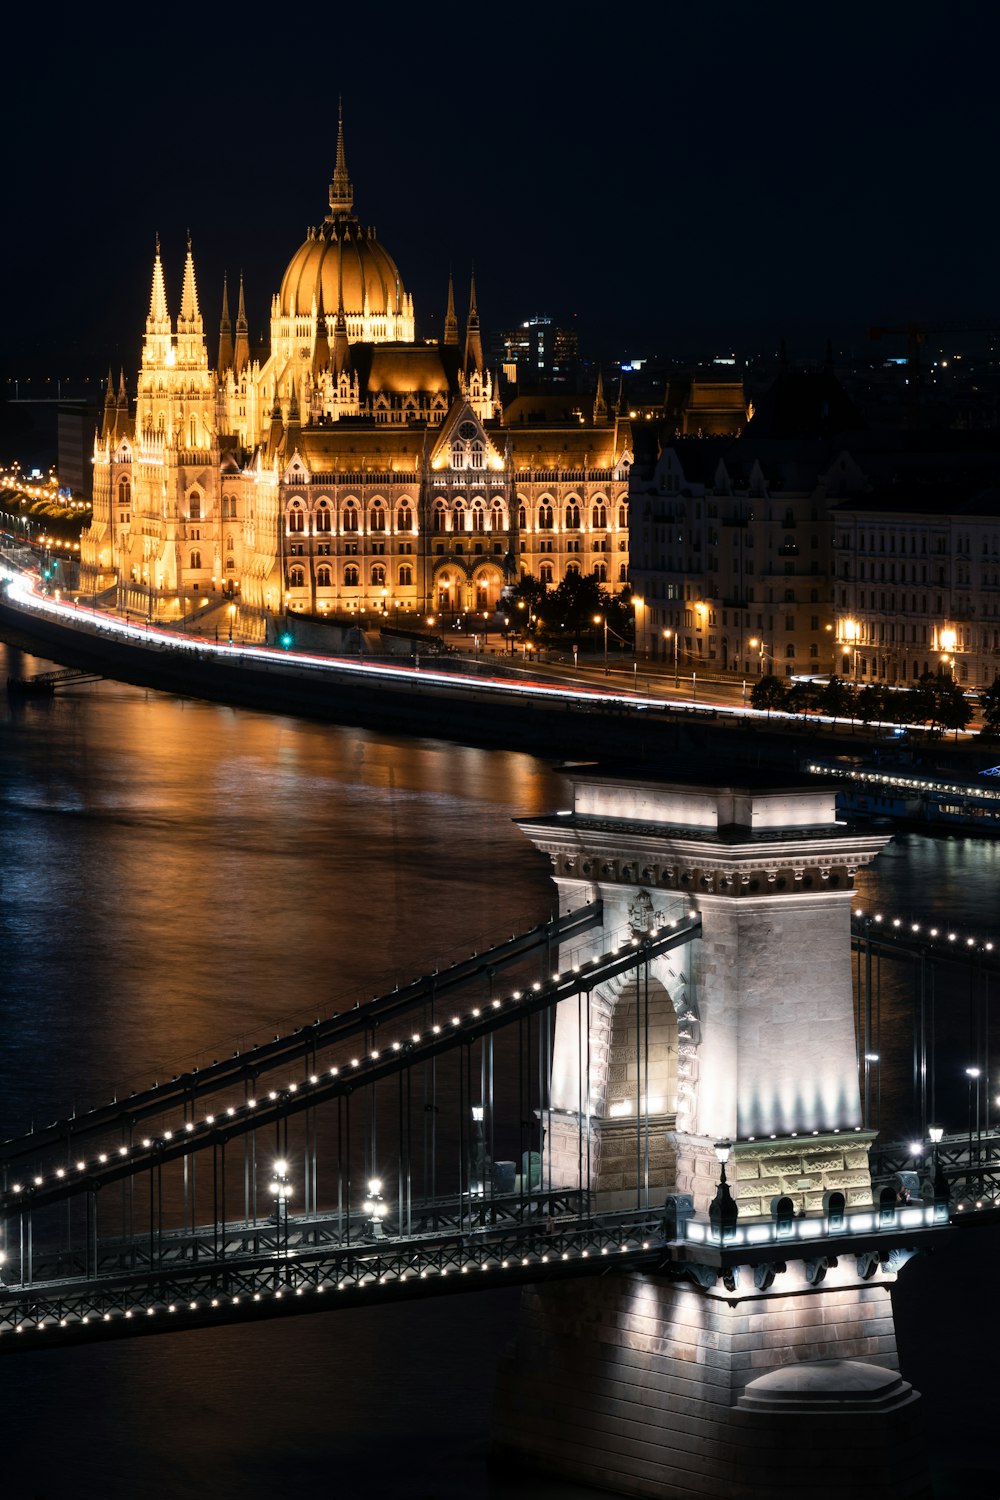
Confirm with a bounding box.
[493,1268,928,1500]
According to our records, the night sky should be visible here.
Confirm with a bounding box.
[2,0,997,381]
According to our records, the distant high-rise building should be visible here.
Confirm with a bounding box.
[494,316,580,391]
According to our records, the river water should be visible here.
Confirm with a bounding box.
[0,640,995,1498]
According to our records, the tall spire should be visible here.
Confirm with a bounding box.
[233,273,249,376]
[218,274,234,376]
[463,269,483,374]
[593,367,608,424]
[178,235,202,328]
[147,235,170,328]
[313,280,330,379]
[327,98,354,219]
[443,271,458,347]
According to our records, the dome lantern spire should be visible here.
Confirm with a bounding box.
[327,98,354,220]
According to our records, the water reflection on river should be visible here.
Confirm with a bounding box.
[0,643,995,1497]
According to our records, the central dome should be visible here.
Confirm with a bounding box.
[276,109,412,341]
[279,221,405,322]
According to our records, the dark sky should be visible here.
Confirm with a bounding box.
[2,0,997,381]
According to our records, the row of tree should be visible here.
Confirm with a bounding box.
[504,574,634,648]
[748,671,1000,737]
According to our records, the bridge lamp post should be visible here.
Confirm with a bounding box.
[708,1140,739,1243]
[270,1159,293,1259]
[928,1125,949,1218]
[362,1177,387,1240]
[965,1066,982,1188]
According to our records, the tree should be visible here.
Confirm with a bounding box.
[818,676,857,721]
[504,576,548,640]
[750,674,788,716]
[856,685,885,726]
[548,571,607,637]
[979,675,1000,739]
[912,671,973,737]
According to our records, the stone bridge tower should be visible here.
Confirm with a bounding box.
[496,769,928,1500]
[518,767,888,1213]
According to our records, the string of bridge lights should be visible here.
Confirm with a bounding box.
[0,1234,655,1338]
[7,908,996,1204]
[851,907,996,953]
[2,920,701,1203]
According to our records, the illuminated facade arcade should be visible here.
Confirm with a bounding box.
[81,116,632,632]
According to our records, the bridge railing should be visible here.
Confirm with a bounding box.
[682,1199,948,1252]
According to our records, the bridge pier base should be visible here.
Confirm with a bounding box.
[493,1268,930,1499]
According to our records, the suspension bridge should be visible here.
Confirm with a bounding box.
[0,766,992,1498]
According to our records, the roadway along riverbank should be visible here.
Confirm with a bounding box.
[1,582,992,778]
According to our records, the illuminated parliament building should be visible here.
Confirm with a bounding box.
[81,116,632,632]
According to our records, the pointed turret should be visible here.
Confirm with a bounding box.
[332,244,351,379]
[464,270,483,374]
[117,370,129,409]
[101,368,116,439]
[148,235,170,329]
[313,281,331,380]
[443,272,458,347]
[267,381,284,453]
[218,274,234,376]
[234,274,250,377]
[327,98,354,220]
[178,236,203,331]
[593,367,608,424]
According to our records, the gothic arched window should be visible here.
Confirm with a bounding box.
[342,503,358,533]
[317,565,331,587]
[398,563,413,586]
[316,505,331,533]
[592,502,607,530]
[371,563,386,587]
[289,505,304,534]
[344,564,359,587]
[190,550,201,570]
[289,565,305,588]
[398,505,413,532]
[566,502,580,529]
[538,504,554,531]
[539,562,554,584]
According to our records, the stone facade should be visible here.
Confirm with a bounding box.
[494,1269,926,1500]
[81,115,632,631]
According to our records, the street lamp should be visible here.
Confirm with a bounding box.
[632,594,644,663]
[662,628,679,686]
[838,618,860,681]
[227,601,236,646]
[708,1140,738,1242]
[593,613,609,675]
[748,636,769,676]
